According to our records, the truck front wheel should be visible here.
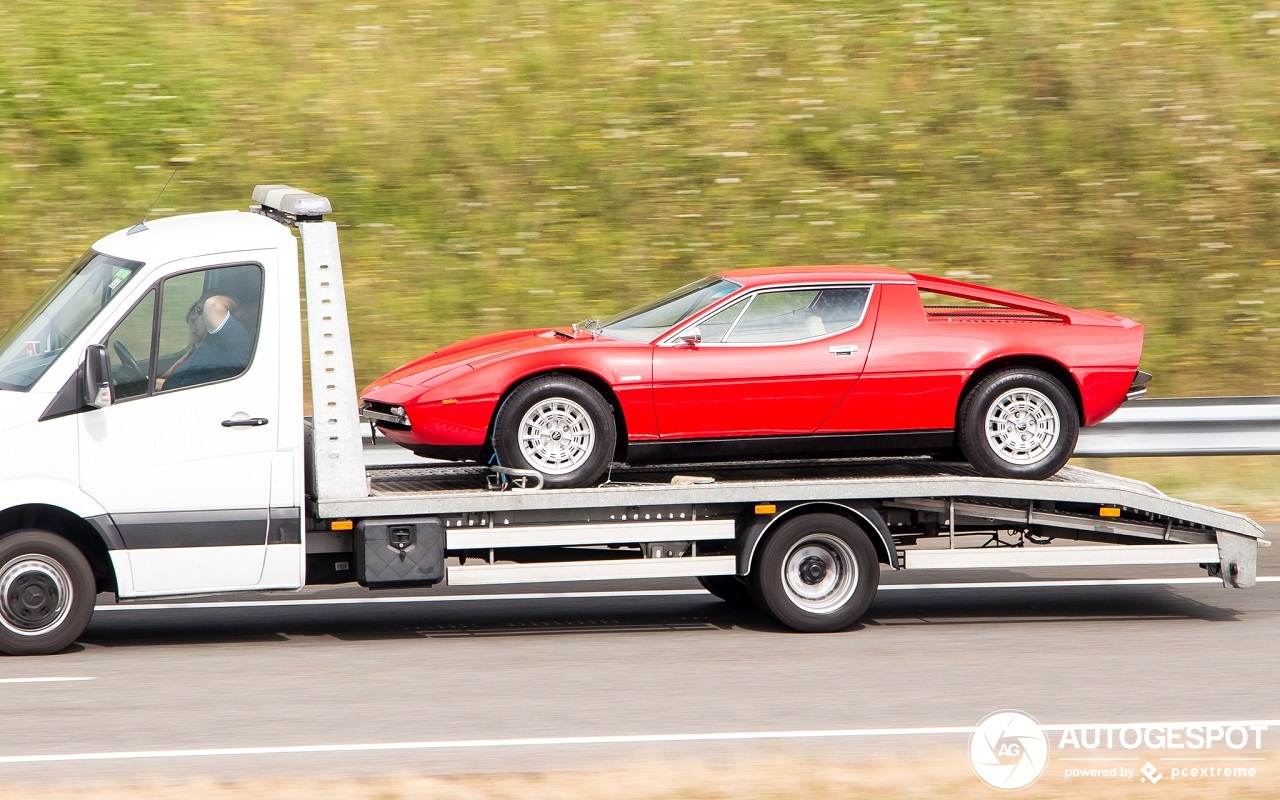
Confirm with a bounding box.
[0,530,96,656]
[749,513,879,632]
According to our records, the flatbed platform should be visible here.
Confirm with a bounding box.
[317,457,1264,546]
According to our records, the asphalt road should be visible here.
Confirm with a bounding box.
[0,525,1276,787]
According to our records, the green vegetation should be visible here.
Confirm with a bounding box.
[1073,455,1280,518]
[2,1,1278,392]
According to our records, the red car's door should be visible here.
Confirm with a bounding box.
[650,285,879,440]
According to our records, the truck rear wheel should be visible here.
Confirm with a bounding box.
[0,530,96,656]
[749,513,878,632]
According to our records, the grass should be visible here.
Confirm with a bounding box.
[1072,455,1280,519]
[2,1,1279,393]
[10,755,1280,799]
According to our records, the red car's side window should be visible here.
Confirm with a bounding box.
[708,286,871,344]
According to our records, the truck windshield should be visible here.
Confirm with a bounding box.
[0,250,145,391]
[599,277,741,343]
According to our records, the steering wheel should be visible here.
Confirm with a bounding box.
[112,340,145,383]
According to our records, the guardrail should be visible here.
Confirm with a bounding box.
[1075,396,1280,457]
[362,397,1280,466]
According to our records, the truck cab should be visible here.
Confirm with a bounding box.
[0,190,345,654]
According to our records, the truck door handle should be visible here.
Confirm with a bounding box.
[828,345,858,356]
[222,417,270,428]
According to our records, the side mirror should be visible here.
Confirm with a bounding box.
[82,344,113,409]
[678,328,701,347]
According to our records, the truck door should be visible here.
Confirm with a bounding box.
[79,252,289,596]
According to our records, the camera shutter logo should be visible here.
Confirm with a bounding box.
[969,710,1050,790]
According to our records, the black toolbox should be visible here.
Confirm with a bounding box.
[355,517,445,587]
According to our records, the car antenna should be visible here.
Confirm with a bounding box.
[127,166,180,235]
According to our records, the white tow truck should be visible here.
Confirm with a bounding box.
[0,185,1265,655]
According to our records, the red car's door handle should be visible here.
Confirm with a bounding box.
[828,345,858,356]
[222,417,270,428]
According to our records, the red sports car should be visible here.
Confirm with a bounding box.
[362,266,1147,488]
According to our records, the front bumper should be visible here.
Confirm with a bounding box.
[361,400,410,429]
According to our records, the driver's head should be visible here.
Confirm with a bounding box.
[194,293,238,334]
[186,303,208,345]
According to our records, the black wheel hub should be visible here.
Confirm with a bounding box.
[5,572,59,630]
[799,555,828,585]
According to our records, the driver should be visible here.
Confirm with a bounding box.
[153,303,206,391]
[161,294,252,390]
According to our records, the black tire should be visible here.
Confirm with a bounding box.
[492,374,617,489]
[0,530,96,656]
[749,513,879,632]
[697,575,756,609]
[958,368,1079,480]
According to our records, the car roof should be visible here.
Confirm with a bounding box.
[715,264,915,288]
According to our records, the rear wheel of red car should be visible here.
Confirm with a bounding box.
[492,375,617,489]
[958,368,1079,480]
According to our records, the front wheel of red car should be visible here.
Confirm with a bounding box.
[492,375,617,489]
[958,368,1079,480]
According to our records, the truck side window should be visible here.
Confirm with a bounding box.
[104,289,157,401]
[157,264,263,393]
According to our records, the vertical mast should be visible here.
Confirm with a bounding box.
[252,184,369,500]
[298,219,369,500]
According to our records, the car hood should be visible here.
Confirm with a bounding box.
[367,328,581,390]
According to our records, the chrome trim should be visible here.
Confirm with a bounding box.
[718,297,753,342]
[1126,370,1153,401]
[362,406,408,426]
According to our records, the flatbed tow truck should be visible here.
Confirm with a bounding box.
[0,185,1264,655]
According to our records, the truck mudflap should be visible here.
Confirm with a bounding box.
[1216,530,1263,588]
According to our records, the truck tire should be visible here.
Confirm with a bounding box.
[749,513,878,632]
[0,530,96,656]
[697,575,756,609]
[492,374,617,489]
[958,368,1079,480]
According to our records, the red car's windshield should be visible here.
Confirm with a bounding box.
[599,277,740,343]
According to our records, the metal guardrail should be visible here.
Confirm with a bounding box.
[362,397,1280,467]
[1076,396,1280,457]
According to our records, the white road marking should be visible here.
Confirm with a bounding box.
[0,677,94,685]
[1,719,1277,766]
[94,576,1277,613]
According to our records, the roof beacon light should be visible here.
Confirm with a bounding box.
[251,184,332,224]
